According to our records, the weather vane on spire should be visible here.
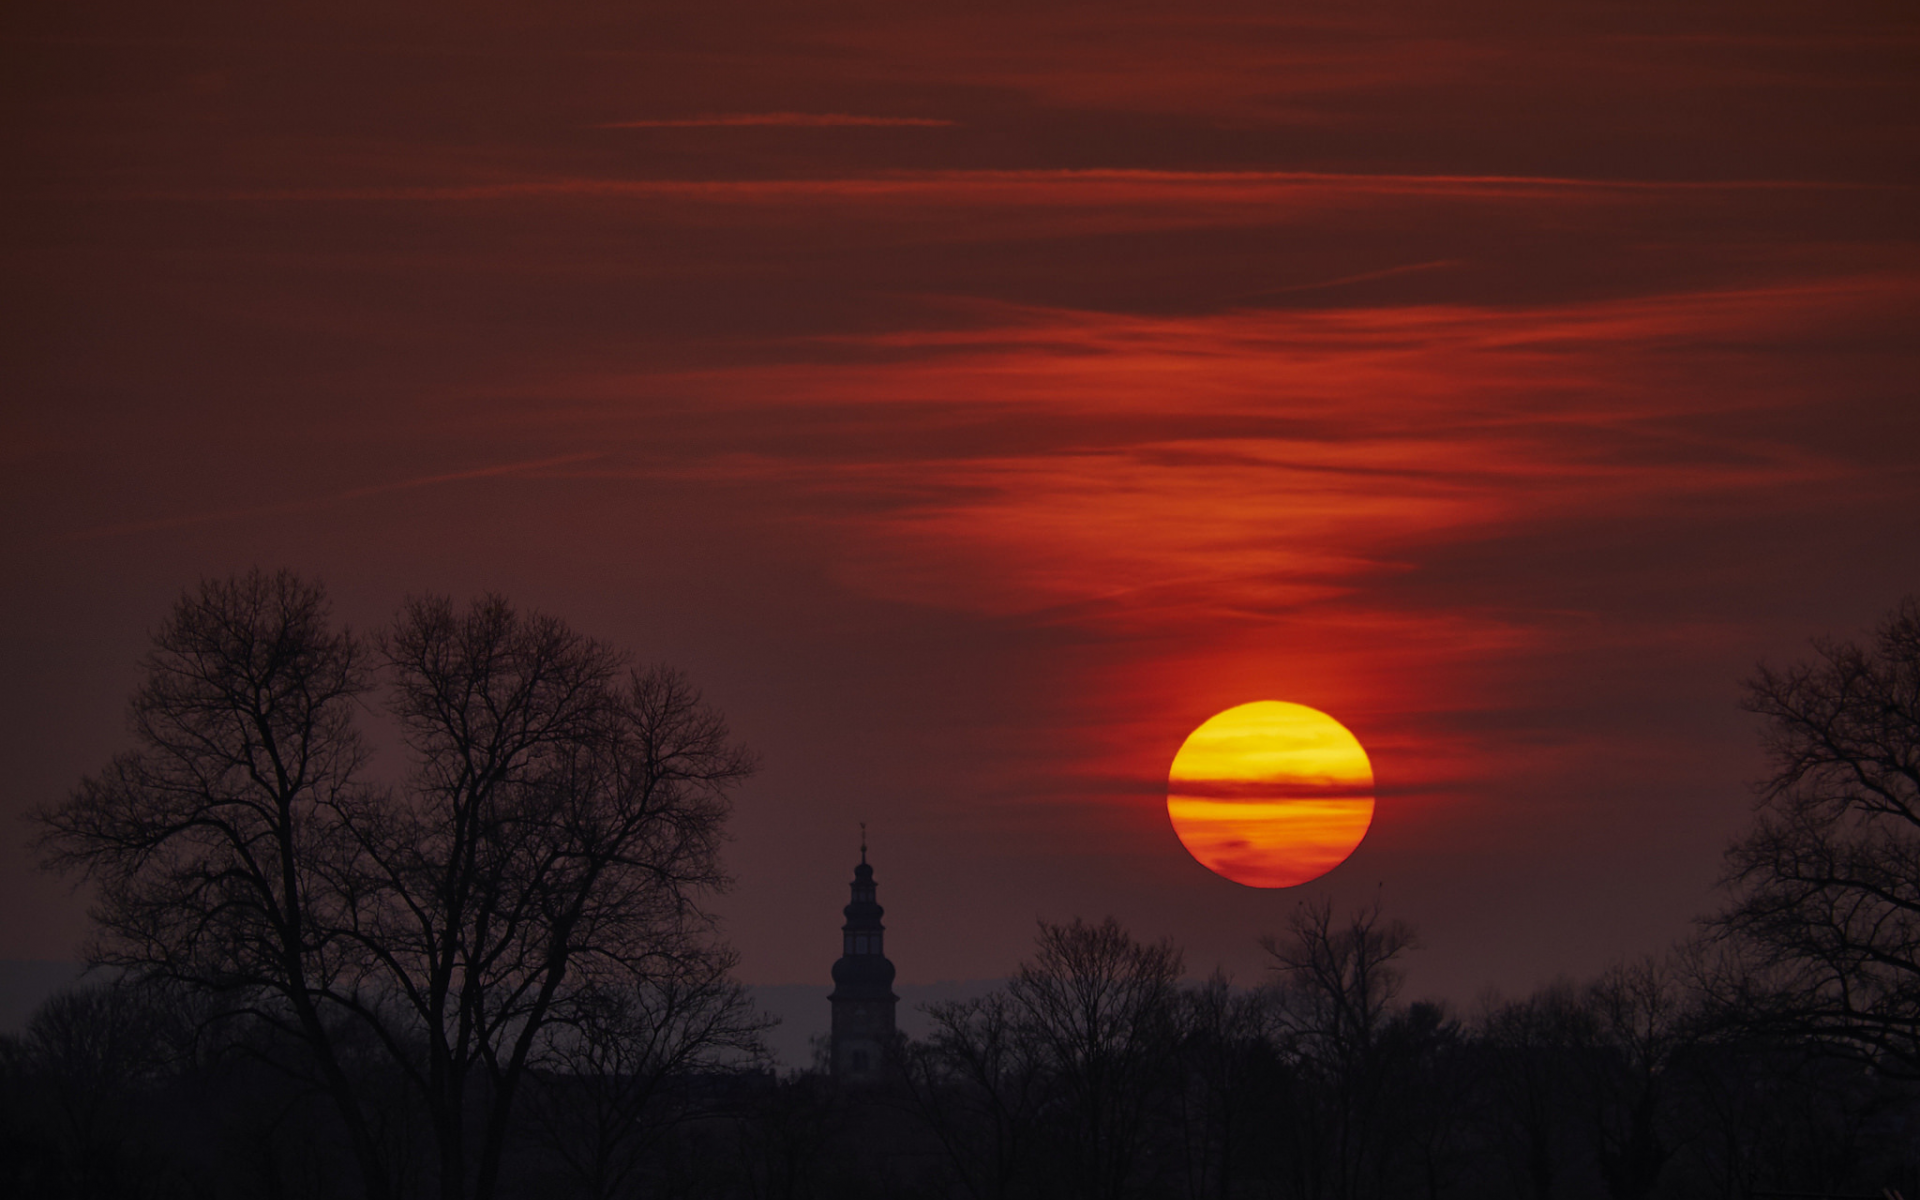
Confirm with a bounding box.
[859,821,867,863]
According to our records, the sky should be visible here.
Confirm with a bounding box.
[3,0,1917,1005]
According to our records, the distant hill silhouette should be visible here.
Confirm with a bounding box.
[0,960,1005,1071]
[0,960,84,1033]
[749,980,1004,1069]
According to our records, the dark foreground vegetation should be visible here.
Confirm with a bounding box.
[6,907,1919,1199]
[4,578,1917,1199]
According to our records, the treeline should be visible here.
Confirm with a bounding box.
[3,905,1916,1198]
[893,910,1916,1200]
[0,969,772,1199]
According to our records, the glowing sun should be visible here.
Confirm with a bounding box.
[1167,701,1375,888]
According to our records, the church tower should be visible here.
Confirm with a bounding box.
[828,833,896,1084]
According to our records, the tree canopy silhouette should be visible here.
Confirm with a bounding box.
[38,570,757,1200]
[1711,596,1920,1072]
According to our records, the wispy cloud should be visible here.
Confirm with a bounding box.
[546,276,1899,631]
[596,112,957,128]
[619,271,1901,809]
[209,167,1864,206]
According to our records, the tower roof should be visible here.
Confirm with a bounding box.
[844,859,883,926]
[830,840,896,1003]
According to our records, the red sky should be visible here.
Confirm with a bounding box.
[4,0,1917,1000]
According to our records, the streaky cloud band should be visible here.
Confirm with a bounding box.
[597,112,958,128]
[1170,779,1378,801]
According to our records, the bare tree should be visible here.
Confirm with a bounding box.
[901,991,1051,1200]
[4,981,179,1197]
[340,595,626,1200]
[1170,973,1276,1200]
[36,571,392,1197]
[1478,981,1592,1200]
[1581,957,1697,1200]
[519,947,769,1200]
[39,574,755,1200]
[1005,917,1183,1200]
[335,599,755,1200]
[1710,596,1920,1072]
[1261,897,1418,1200]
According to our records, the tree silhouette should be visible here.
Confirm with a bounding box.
[36,571,391,1196]
[1263,897,1418,1200]
[1580,957,1695,1200]
[1479,982,1590,1200]
[1170,972,1276,1200]
[903,990,1049,1200]
[1711,596,1920,1072]
[1008,917,1183,1200]
[518,948,768,1200]
[38,572,754,1200]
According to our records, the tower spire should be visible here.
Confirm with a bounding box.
[829,836,895,1084]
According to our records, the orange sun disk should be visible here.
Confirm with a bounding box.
[1167,701,1375,888]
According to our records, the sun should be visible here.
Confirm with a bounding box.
[1167,701,1375,888]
